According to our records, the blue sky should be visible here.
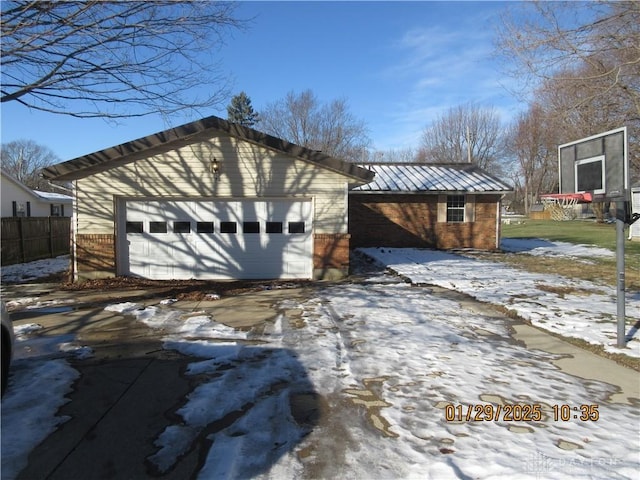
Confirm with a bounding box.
[1,1,524,162]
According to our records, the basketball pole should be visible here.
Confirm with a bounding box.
[616,216,626,348]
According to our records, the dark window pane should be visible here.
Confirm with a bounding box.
[220,221,237,234]
[150,221,167,233]
[243,221,260,234]
[288,222,305,234]
[173,221,191,233]
[447,209,464,222]
[266,221,283,234]
[447,195,465,208]
[197,222,214,234]
[126,221,143,234]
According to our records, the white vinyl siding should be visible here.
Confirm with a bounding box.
[1,174,72,217]
[74,133,350,234]
[631,188,640,240]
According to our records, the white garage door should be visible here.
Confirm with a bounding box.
[122,199,312,280]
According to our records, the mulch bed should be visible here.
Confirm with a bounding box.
[59,275,310,301]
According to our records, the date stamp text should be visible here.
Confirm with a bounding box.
[444,404,599,422]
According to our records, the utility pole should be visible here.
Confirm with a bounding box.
[466,125,472,163]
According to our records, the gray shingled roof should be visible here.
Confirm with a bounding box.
[353,163,512,193]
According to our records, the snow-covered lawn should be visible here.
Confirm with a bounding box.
[1,255,69,283]
[500,238,615,258]
[2,240,639,479]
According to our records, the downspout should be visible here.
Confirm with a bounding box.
[71,180,78,282]
[496,194,504,250]
[45,179,77,280]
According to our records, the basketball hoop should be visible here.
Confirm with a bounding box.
[539,193,593,221]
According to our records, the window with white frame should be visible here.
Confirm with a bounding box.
[446,195,465,223]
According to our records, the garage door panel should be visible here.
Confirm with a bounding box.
[170,240,196,279]
[193,239,235,279]
[124,199,312,280]
[129,239,174,278]
[285,261,308,276]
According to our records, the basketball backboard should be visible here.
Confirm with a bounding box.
[558,127,628,202]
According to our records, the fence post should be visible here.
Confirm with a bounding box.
[19,217,26,263]
[49,216,54,258]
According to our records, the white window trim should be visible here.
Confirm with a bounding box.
[438,194,475,223]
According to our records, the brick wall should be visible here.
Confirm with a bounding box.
[349,195,438,248]
[349,194,501,250]
[313,233,350,279]
[75,234,116,279]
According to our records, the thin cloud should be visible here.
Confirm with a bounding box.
[376,10,525,150]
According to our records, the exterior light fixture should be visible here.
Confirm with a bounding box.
[210,157,220,180]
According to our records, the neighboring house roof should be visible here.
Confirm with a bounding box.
[1,169,72,203]
[33,190,73,203]
[352,163,513,194]
[41,115,374,183]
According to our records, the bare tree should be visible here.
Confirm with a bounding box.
[258,90,370,162]
[497,1,640,190]
[496,1,640,134]
[505,103,558,214]
[1,1,245,118]
[1,139,60,190]
[419,103,505,174]
[374,148,418,163]
[533,65,640,179]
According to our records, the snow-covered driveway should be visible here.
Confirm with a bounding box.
[98,280,638,478]
[254,282,639,479]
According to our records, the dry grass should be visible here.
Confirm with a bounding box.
[467,251,640,291]
[501,219,640,291]
[465,227,640,371]
[60,276,310,301]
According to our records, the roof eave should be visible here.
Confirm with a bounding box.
[352,189,513,195]
[41,116,374,183]
[350,189,513,195]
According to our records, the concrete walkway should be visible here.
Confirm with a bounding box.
[512,323,639,405]
[428,284,640,405]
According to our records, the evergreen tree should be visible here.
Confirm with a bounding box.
[227,92,259,127]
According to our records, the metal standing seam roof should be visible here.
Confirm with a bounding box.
[353,163,513,193]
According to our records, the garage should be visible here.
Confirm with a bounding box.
[120,199,313,280]
[41,115,374,281]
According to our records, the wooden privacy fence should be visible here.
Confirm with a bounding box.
[1,217,71,265]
